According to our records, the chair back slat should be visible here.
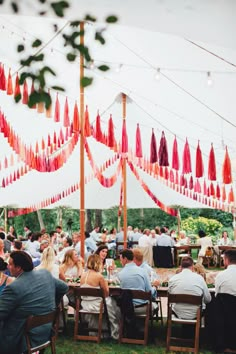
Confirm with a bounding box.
[74,287,104,298]
[126,289,152,301]
[25,310,57,331]
[168,293,202,305]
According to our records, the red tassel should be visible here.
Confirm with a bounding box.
[14,73,21,98]
[172,136,179,170]
[210,182,215,197]
[158,131,169,166]
[135,123,143,158]
[170,169,174,183]
[107,115,115,148]
[95,112,103,142]
[84,106,91,137]
[182,138,192,174]
[165,167,169,180]
[63,97,70,127]
[7,69,13,95]
[222,185,226,202]
[22,80,29,104]
[189,175,193,190]
[0,64,6,91]
[121,119,128,154]
[73,102,79,132]
[54,93,60,122]
[208,143,216,180]
[222,146,232,184]
[195,141,204,178]
[150,128,157,163]
[228,186,234,203]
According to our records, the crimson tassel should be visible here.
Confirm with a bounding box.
[210,182,215,197]
[165,167,169,180]
[182,138,192,174]
[170,169,174,183]
[150,128,157,163]
[84,106,91,137]
[0,64,6,91]
[189,175,193,190]
[135,123,143,158]
[195,141,204,178]
[121,119,128,154]
[222,185,226,202]
[107,114,115,148]
[208,143,216,181]
[73,102,79,132]
[63,97,70,127]
[158,131,169,166]
[222,146,232,184]
[95,112,103,142]
[7,69,13,95]
[14,73,21,98]
[175,170,179,185]
[172,136,179,170]
[22,80,28,104]
[54,94,60,122]
[203,179,207,196]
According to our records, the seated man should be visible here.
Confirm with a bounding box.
[118,249,157,312]
[168,256,211,319]
[215,249,236,296]
[156,227,175,247]
[0,251,68,354]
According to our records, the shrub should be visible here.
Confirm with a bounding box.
[181,216,222,235]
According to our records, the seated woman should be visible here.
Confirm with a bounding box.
[36,246,59,279]
[218,231,232,246]
[59,249,83,282]
[95,244,115,277]
[80,254,120,340]
[197,230,213,264]
[0,257,14,295]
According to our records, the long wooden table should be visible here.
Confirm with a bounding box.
[174,245,201,266]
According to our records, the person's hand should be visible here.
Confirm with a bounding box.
[152,279,161,287]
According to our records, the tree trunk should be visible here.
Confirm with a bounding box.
[95,209,102,230]
[86,209,92,232]
[37,210,45,231]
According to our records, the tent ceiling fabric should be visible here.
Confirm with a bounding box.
[0,1,236,211]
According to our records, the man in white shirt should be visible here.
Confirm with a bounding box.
[215,249,236,296]
[138,229,151,247]
[168,256,211,319]
[90,226,100,243]
[156,227,175,247]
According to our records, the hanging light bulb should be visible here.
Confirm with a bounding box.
[207,71,213,86]
[115,64,122,73]
[155,68,161,80]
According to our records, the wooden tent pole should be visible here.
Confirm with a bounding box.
[122,93,127,248]
[80,22,85,259]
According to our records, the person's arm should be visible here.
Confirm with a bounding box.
[59,265,66,282]
[99,276,109,297]
[54,277,69,306]
[0,284,18,321]
[201,279,211,304]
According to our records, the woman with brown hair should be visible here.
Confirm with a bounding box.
[0,257,14,295]
[59,249,83,282]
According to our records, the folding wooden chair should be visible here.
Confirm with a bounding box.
[119,289,152,345]
[73,287,110,343]
[166,293,202,354]
[23,309,59,354]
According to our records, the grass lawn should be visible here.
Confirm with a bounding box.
[51,318,214,354]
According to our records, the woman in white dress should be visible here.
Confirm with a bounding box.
[80,254,120,340]
[218,231,232,246]
[59,249,83,281]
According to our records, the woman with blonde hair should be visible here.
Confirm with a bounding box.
[36,246,59,278]
[80,254,120,340]
[59,249,83,282]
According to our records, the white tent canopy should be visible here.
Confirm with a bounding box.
[0,1,235,211]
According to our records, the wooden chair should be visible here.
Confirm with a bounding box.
[166,293,202,354]
[153,296,163,326]
[73,287,110,343]
[119,289,152,345]
[23,309,59,354]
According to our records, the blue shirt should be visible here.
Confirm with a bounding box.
[118,262,152,304]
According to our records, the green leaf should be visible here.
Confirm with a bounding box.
[106,15,118,23]
[77,45,91,62]
[70,21,81,27]
[41,91,52,109]
[84,14,96,22]
[14,93,22,103]
[97,65,109,72]
[95,31,105,45]
[11,1,18,13]
[28,91,41,107]
[19,72,36,85]
[51,86,65,92]
[67,53,76,62]
[32,39,42,48]
[51,1,69,17]
[40,66,56,77]
[17,44,25,53]
[81,76,93,88]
